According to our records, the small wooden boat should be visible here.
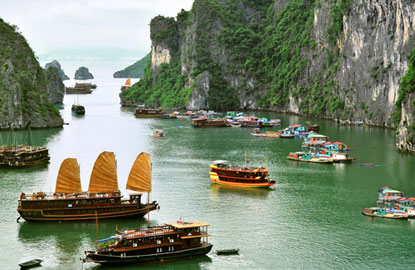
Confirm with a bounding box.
[71,104,85,115]
[279,130,294,138]
[226,121,241,127]
[307,124,320,132]
[362,207,409,219]
[153,130,165,137]
[19,259,42,269]
[216,249,239,255]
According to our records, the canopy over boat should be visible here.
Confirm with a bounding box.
[88,151,119,193]
[55,158,82,194]
[126,152,151,192]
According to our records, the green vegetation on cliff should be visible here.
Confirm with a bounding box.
[0,18,62,128]
[113,52,151,78]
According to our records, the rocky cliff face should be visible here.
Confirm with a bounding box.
[122,0,415,152]
[45,60,69,80]
[74,66,94,80]
[45,66,65,104]
[0,18,63,129]
[396,92,415,152]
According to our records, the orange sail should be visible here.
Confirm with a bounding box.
[88,151,119,193]
[126,152,151,192]
[55,158,82,194]
[125,78,131,86]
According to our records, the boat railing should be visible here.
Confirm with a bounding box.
[125,228,176,239]
[21,191,121,201]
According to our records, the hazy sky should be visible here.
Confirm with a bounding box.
[0,0,193,58]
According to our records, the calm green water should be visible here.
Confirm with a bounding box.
[1,62,415,270]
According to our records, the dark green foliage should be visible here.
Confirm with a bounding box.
[326,0,351,45]
[0,18,61,121]
[113,52,151,78]
[150,16,179,53]
[391,44,415,127]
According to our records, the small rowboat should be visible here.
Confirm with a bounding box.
[19,259,42,269]
[216,249,240,255]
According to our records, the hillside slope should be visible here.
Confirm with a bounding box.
[0,18,63,129]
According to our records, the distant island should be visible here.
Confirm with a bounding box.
[113,52,150,78]
[45,60,69,80]
[75,66,94,80]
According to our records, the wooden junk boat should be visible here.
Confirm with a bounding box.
[65,83,94,94]
[0,126,50,167]
[209,160,276,188]
[121,78,132,91]
[17,152,159,221]
[191,117,226,127]
[71,104,85,115]
[134,106,164,118]
[84,220,213,265]
[0,145,50,167]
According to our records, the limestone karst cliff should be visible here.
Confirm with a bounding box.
[0,18,63,129]
[121,0,415,152]
[45,66,65,104]
[45,60,69,80]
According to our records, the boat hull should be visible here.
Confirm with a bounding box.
[361,211,409,219]
[134,114,163,118]
[18,203,158,222]
[84,243,213,265]
[210,177,275,188]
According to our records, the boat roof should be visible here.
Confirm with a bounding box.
[385,190,403,193]
[309,134,328,138]
[165,221,210,229]
[128,192,143,196]
[212,160,228,165]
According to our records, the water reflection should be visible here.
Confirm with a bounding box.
[0,127,62,146]
[210,184,271,198]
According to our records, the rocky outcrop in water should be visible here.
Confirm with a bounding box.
[0,18,63,129]
[121,0,415,152]
[45,66,65,104]
[45,60,69,80]
[74,66,94,80]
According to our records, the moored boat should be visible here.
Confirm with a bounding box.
[134,106,164,118]
[192,117,227,127]
[216,248,239,255]
[153,130,165,137]
[17,152,159,221]
[209,160,276,188]
[0,125,50,167]
[0,145,50,167]
[279,129,294,138]
[362,207,409,219]
[84,220,213,265]
[18,259,42,269]
[71,104,85,115]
